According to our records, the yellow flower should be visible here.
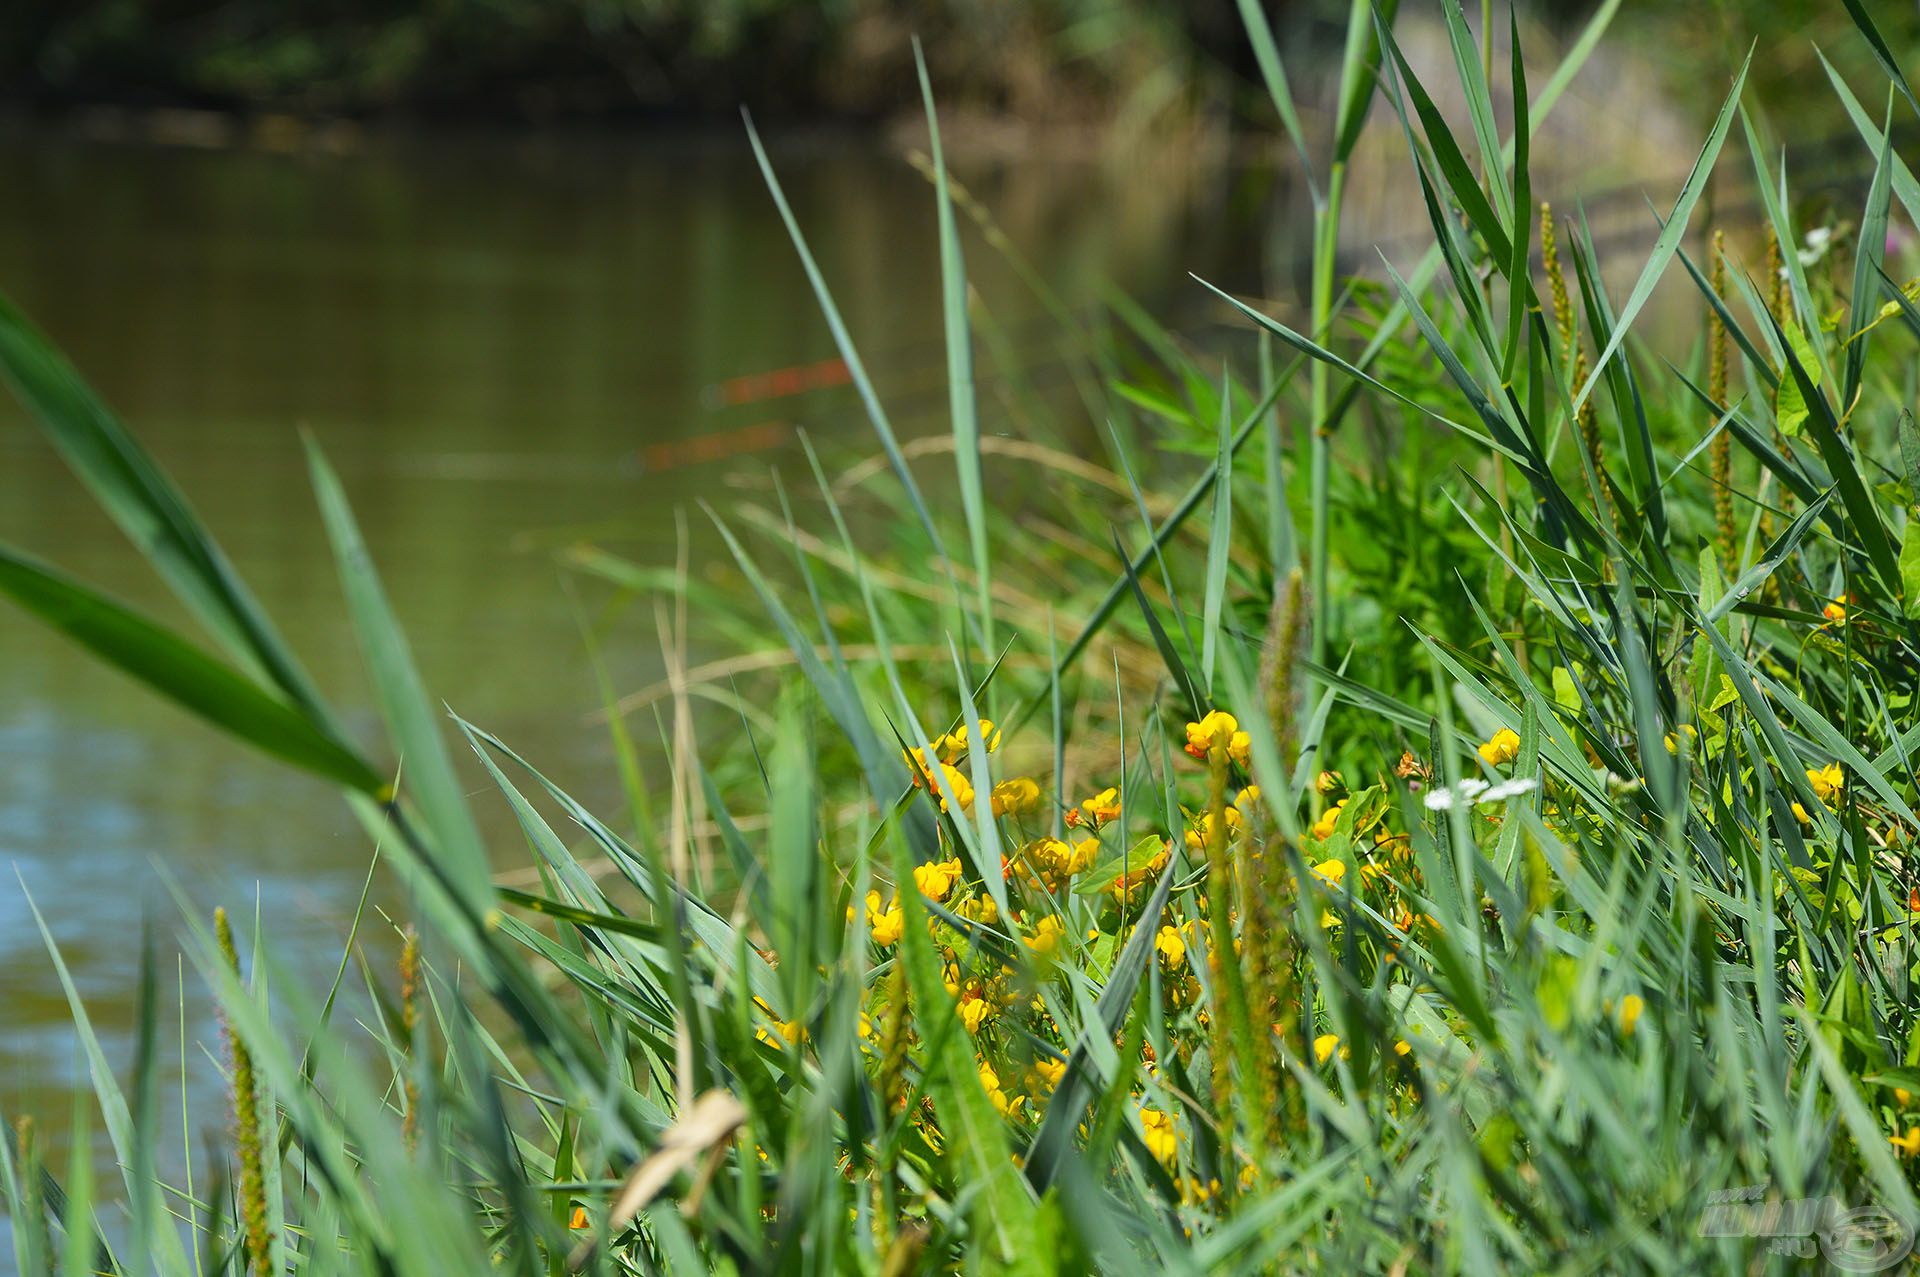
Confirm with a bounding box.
[1897,1087,1913,1107]
[956,988,993,1034]
[942,719,1001,761]
[1154,924,1187,969]
[756,1016,805,1047]
[1138,1108,1178,1166]
[957,894,1000,926]
[1892,1127,1920,1158]
[1073,787,1122,826]
[1617,993,1645,1036]
[990,776,1041,819]
[1313,1033,1345,1065]
[1030,1057,1066,1091]
[870,905,904,947]
[1792,802,1813,825]
[1022,914,1067,958]
[1233,785,1261,810]
[914,857,963,902]
[1310,799,1346,841]
[1184,710,1239,759]
[977,1061,1023,1117]
[1393,1040,1412,1057]
[1310,858,1347,886]
[1183,806,1242,851]
[1663,724,1697,754]
[1807,763,1844,803]
[1478,728,1521,766]
[1066,838,1100,875]
[1227,731,1251,769]
[1823,596,1848,624]
[933,763,974,812]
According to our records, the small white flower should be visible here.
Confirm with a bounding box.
[1424,776,1537,811]
[1474,777,1540,806]
[1797,226,1835,268]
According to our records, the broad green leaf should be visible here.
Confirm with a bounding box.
[0,545,379,792]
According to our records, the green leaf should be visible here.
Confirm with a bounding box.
[0,292,331,723]
[1575,48,1750,412]
[0,545,379,792]
[915,43,992,661]
[1773,321,1820,436]
[1901,520,1920,619]
[307,438,494,914]
[1234,0,1317,198]
[1200,372,1233,692]
[1073,835,1174,898]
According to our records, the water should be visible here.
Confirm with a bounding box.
[0,123,1265,1172]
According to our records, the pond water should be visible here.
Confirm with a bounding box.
[0,123,1274,1174]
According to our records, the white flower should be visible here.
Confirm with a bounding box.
[1475,777,1540,806]
[1424,776,1536,811]
[1797,226,1834,268]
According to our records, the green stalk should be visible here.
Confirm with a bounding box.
[1306,159,1348,768]
[1202,746,1267,1184]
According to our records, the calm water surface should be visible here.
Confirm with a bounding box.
[0,125,1267,1173]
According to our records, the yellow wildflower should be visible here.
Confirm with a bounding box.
[1138,1108,1178,1166]
[990,776,1041,819]
[914,857,963,902]
[756,1016,805,1047]
[1807,763,1844,803]
[941,719,1001,761]
[1478,728,1521,766]
[1030,1057,1066,1091]
[1393,1040,1412,1057]
[1663,724,1697,754]
[1022,914,1067,958]
[956,986,994,1033]
[1617,993,1645,1036]
[1233,785,1261,810]
[1310,799,1346,841]
[1313,1033,1346,1065]
[1184,710,1239,759]
[1183,806,1242,851]
[1893,1127,1920,1158]
[1792,802,1813,824]
[977,1061,1023,1118]
[1071,787,1122,826]
[1310,858,1347,886]
[864,890,905,947]
[1066,838,1100,875]
[933,763,974,812]
[1823,596,1848,624]
[1154,924,1187,969]
[957,893,1000,926]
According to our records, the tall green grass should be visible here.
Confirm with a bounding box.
[6,2,1920,1272]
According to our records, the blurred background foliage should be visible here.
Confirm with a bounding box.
[6,0,1904,128]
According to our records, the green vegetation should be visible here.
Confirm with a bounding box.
[9,1,1920,1272]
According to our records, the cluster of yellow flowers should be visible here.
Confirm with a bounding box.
[814,711,1723,1195]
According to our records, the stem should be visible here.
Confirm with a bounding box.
[1307,161,1347,779]
[1203,748,1267,1181]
